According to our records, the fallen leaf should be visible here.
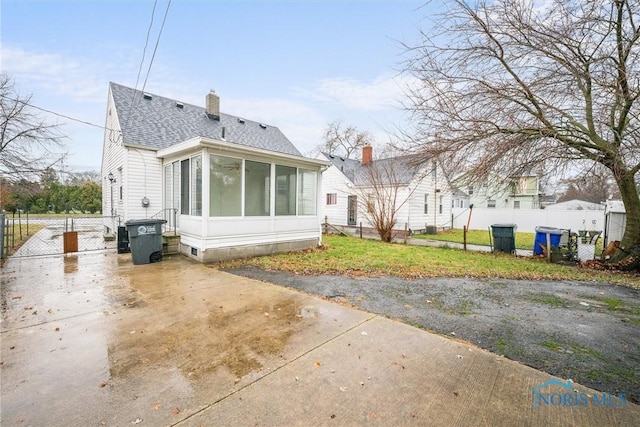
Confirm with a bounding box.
[131,418,143,424]
[313,361,321,367]
[99,382,107,388]
[340,386,347,392]
[55,327,60,332]
[369,412,378,419]
[152,403,161,410]
[172,407,180,415]
[453,391,460,397]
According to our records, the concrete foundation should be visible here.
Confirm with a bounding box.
[180,238,320,263]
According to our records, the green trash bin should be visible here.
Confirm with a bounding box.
[125,219,167,265]
[491,224,517,254]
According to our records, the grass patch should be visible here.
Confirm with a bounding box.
[578,295,640,316]
[414,228,535,250]
[215,235,640,288]
[539,337,604,360]
[1,223,45,265]
[525,293,569,308]
[428,297,477,316]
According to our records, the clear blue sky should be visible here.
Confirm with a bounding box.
[1,0,435,173]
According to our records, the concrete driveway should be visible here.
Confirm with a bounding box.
[1,252,638,426]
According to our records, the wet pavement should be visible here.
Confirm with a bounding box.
[1,251,639,426]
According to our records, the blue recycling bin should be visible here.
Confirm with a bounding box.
[534,226,563,255]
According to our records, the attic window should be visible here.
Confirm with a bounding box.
[237,118,245,124]
[176,102,184,109]
[259,123,267,129]
[143,93,152,100]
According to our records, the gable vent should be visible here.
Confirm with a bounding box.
[176,102,184,109]
[237,118,245,124]
[259,123,267,129]
[143,93,152,100]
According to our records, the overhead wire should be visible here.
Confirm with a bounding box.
[0,94,121,134]
[124,0,172,135]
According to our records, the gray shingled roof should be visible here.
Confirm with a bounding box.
[110,82,302,156]
[321,153,422,186]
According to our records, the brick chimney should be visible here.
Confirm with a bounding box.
[206,90,220,120]
[362,145,373,165]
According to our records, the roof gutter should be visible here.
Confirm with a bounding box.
[156,136,330,169]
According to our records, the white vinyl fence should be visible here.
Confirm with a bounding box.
[451,207,605,234]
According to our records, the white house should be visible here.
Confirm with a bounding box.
[458,175,541,209]
[101,82,328,263]
[319,146,453,233]
[544,199,605,211]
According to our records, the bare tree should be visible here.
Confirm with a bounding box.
[0,74,66,182]
[558,165,620,203]
[402,0,640,268]
[355,157,418,242]
[320,120,373,159]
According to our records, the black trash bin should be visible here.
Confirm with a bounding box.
[491,224,517,254]
[125,219,167,265]
[117,226,130,254]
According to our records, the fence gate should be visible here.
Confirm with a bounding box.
[4,216,119,258]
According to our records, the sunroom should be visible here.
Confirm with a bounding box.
[158,137,327,263]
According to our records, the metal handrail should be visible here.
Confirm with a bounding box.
[150,208,178,235]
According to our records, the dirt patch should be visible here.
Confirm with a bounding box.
[107,297,307,381]
[225,266,640,403]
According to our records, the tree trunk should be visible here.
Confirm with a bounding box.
[611,170,640,270]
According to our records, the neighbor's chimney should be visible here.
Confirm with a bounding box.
[206,90,220,120]
[362,144,373,165]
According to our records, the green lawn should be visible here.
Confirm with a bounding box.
[216,235,639,288]
[414,228,535,250]
[413,228,604,253]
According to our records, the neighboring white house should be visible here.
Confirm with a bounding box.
[101,82,328,263]
[459,175,541,209]
[544,199,605,211]
[319,146,453,233]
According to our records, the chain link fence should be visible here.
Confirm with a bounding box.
[2,215,120,258]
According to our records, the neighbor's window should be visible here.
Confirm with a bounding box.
[180,159,190,215]
[439,195,443,214]
[514,200,520,209]
[367,193,376,213]
[245,160,271,216]
[298,169,317,215]
[468,186,474,195]
[275,165,297,215]
[326,193,337,205]
[424,194,429,214]
[488,199,496,208]
[190,155,202,216]
[210,154,241,216]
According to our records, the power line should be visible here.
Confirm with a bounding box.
[140,0,172,96]
[0,94,121,134]
[125,0,172,131]
[133,0,157,94]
